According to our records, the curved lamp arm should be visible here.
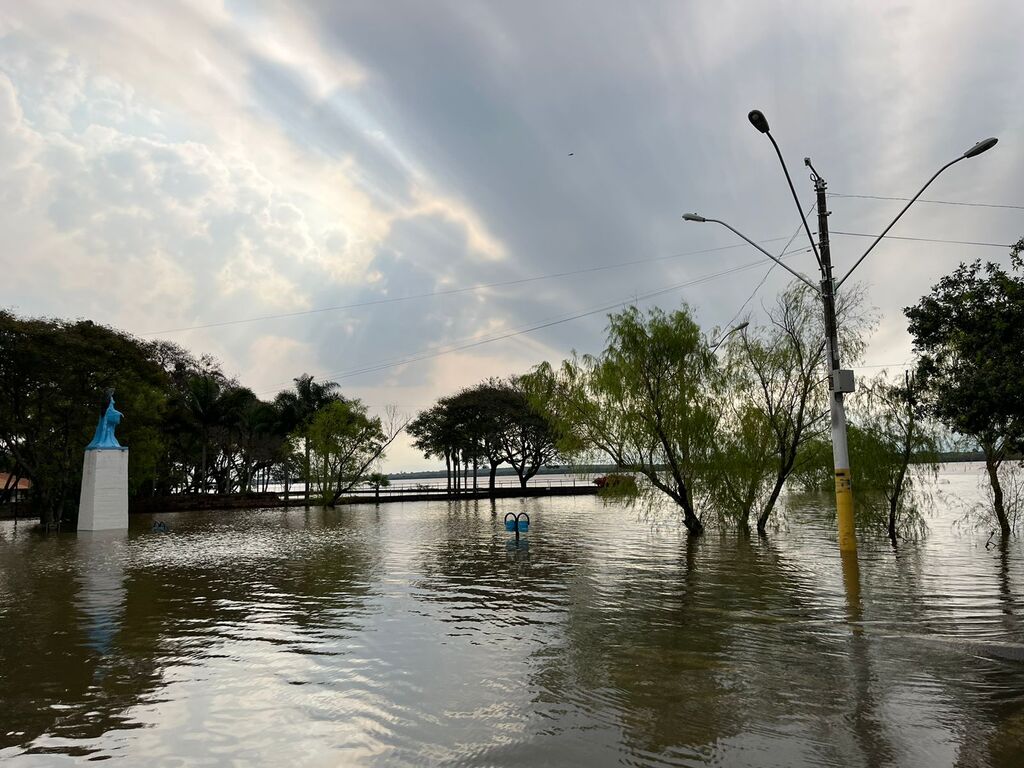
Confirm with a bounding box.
[683,213,820,294]
[710,321,750,352]
[836,137,998,289]
[766,131,823,269]
[748,110,822,268]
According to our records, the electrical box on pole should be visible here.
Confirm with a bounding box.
[831,369,855,394]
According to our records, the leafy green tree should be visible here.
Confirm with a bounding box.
[532,304,719,536]
[364,472,390,502]
[276,374,341,505]
[452,382,509,495]
[408,400,458,492]
[905,241,1024,537]
[500,376,562,488]
[718,281,871,534]
[301,400,405,505]
[847,373,940,544]
[184,372,228,492]
[708,398,775,529]
[0,313,168,528]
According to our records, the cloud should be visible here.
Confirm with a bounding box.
[2,0,1023,472]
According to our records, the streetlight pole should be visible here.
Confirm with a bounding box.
[808,162,856,551]
[682,113,997,555]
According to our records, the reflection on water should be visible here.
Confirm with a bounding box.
[1,467,1023,766]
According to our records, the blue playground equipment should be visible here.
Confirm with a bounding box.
[504,511,530,542]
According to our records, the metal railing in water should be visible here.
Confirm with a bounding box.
[277,477,587,501]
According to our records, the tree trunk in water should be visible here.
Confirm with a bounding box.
[488,463,498,499]
[756,474,787,535]
[738,508,752,535]
[200,442,208,493]
[888,466,908,546]
[445,453,451,494]
[284,462,290,507]
[887,496,898,547]
[304,439,311,507]
[678,486,703,536]
[984,453,1010,537]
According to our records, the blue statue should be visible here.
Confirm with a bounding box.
[86,390,124,450]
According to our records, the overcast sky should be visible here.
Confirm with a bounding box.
[1,1,1021,470]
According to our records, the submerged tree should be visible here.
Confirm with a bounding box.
[532,304,720,536]
[905,241,1024,537]
[495,377,561,488]
[718,281,871,534]
[277,374,342,505]
[407,398,462,494]
[302,400,405,506]
[0,313,167,528]
[409,378,561,496]
[847,372,940,544]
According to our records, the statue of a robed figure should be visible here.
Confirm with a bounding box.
[78,389,129,531]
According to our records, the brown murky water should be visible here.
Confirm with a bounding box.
[1,466,1023,766]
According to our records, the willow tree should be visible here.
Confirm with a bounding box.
[846,372,940,545]
[719,281,871,534]
[531,304,720,536]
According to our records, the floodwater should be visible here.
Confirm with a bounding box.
[1,466,1022,767]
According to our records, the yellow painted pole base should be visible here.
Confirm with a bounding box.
[835,467,857,552]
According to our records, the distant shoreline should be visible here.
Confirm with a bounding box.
[385,454,997,481]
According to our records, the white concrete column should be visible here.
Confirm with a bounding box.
[78,449,129,531]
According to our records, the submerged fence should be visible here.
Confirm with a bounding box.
[282,476,589,503]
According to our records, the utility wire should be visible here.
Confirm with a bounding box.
[720,202,816,335]
[831,193,1024,211]
[854,361,912,369]
[145,230,1009,338]
[143,236,797,336]
[830,231,1012,249]
[255,245,812,394]
[252,223,1006,395]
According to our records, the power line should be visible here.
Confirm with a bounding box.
[143,227,1012,337]
[830,231,1012,249]
[831,193,1024,211]
[143,236,798,336]
[853,361,912,369]
[252,225,1008,395]
[721,202,815,334]
[255,245,812,394]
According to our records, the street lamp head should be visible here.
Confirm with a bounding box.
[748,109,770,134]
[682,213,706,222]
[735,321,750,332]
[963,137,998,159]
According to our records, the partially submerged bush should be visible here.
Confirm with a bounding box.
[593,473,639,498]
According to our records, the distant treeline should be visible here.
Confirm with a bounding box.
[390,455,994,481]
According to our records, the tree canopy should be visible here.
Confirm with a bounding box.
[532,304,720,535]
[408,377,560,495]
[0,310,400,527]
[904,240,1024,536]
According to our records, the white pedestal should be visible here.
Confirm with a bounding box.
[78,449,129,531]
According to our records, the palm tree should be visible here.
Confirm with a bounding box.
[275,374,342,505]
[185,372,225,493]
